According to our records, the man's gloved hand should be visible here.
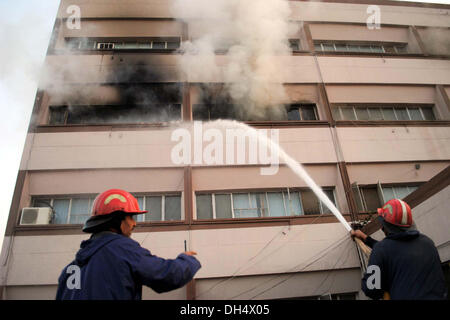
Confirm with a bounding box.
[184,251,197,256]
[351,229,368,242]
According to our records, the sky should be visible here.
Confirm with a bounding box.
[0,0,449,251]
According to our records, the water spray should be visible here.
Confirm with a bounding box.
[204,119,353,232]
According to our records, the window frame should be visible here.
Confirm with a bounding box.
[66,37,181,52]
[195,187,337,220]
[287,104,319,121]
[352,182,421,212]
[332,104,436,121]
[134,193,184,223]
[32,196,95,225]
[31,193,184,225]
[314,41,408,55]
[47,103,183,126]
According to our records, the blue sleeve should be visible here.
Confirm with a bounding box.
[365,236,378,249]
[125,241,202,293]
[361,244,387,300]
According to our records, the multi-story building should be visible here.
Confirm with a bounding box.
[1,0,449,300]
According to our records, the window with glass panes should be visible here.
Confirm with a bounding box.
[33,197,94,224]
[287,104,318,121]
[314,42,408,54]
[134,194,182,222]
[352,184,420,212]
[66,38,181,51]
[195,188,336,219]
[332,105,436,121]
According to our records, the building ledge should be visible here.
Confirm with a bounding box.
[13,213,353,236]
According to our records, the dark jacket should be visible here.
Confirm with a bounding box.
[362,230,447,300]
[56,232,201,300]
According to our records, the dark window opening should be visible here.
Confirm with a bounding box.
[287,104,318,121]
[289,39,301,51]
[193,104,237,121]
[49,106,68,125]
[49,104,181,125]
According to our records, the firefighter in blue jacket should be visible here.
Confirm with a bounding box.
[56,189,201,300]
[352,199,447,300]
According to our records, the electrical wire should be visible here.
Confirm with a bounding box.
[242,234,351,300]
[195,226,287,299]
[195,212,337,299]
[229,233,350,300]
[313,239,354,298]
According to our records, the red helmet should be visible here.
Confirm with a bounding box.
[377,199,412,228]
[91,189,147,216]
[83,189,147,233]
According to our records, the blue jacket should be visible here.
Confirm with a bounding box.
[362,230,447,300]
[56,232,201,300]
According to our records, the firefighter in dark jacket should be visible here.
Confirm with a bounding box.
[56,189,201,300]
[352,198,447,300]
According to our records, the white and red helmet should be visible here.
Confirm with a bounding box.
[377,199,413,228]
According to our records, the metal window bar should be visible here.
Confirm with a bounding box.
[230,193,235,218]
[265,192,270,217]
[419,107,425,120]
[392,108,399,120]
[282,190,288,216]
[66,198,73,224]
[50,199,55,223]
[181,192,185,220]
[405,107,412,121]
[212,193,217,219]
[161,195,166,221]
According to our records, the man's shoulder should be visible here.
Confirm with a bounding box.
[106,234,146,254]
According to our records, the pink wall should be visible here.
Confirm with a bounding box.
[317,57,450,84]
[337,126,450,162]
[25,127,338,170]
[310,24,410,43]
[326,85,435,104]
[58,1,450,28]
[346,161,449,185]
[28,168,184,196]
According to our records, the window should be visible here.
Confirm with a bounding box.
[135,194,182,222]
[195,188,336,219]
[289,39,301,51]
[48,104,182,125]
[66,38,181,51]
[66,38,96,50]
[193,104,236,121]
[97,42,115,50]
[314,42,408,54]
[48,106,68,125]
[32,193,182,224]
[33,197,94,225]
[333,105,436,121]
[352,183,420,212]
[287,104,318,121]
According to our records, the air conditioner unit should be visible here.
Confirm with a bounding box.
[20,207,53,225]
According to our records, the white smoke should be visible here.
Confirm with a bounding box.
[172,0,296,120]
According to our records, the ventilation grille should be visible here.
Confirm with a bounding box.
[20,208,52,225]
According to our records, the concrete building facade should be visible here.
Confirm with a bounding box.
[1,0,449,300]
